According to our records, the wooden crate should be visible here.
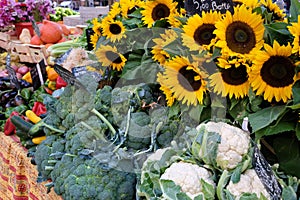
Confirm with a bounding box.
[10,41,47,64]
[0,32,10,50]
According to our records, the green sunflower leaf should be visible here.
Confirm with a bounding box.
[248,105,287,132]
[292,80,300,105]
[296,123,300,141]
[273,135,300,178]
[255,121,295,139]
[264,23,293,45]
[289,0,300,22]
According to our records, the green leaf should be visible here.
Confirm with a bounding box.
[292,80,300,105]
[264,23,293,45]
[201,179,215,200]
[255,121,295,139]
[248,105,286,132]
[127,9,142,18]
[289,0,300,22]
[273,135,300,178]
[160,179,191,200]
[230,165,242,183]
[296,123,300,141]
[239,193,259,200]
[281,186,297,200]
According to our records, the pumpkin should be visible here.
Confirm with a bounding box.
[30,35,43,45]
[57,37,67,43]
[59,24,71,36]
[39,20,63,44]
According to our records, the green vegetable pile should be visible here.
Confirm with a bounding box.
[30,73,187,199]
[49,7,79,22]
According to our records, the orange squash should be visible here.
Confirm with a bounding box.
[57,37,67,43]
[59,24,71,36]
[39,20,63,44]
[30,35,43,45]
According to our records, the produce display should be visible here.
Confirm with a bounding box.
[49,7,80,22]
[1,0,300,199]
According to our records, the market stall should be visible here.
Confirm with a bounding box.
[1,0,300,199]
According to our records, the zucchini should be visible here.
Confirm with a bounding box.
[22,139,37,149]
[10,115,33,132]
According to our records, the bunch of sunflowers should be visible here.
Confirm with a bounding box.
[88,0,300,178]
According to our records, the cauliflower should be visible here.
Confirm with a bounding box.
[193,121,251,170]
[160,162,215,199]
[226,169,270,200]
[138,148,216,200]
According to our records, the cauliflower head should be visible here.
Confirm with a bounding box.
[226,169,270,199]
[194,121,251,170]
[160,162,215,199]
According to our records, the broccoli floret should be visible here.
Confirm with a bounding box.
[53,157,137,200]
[94,85,112,112]
[34,135,65,180]
[77,73,99,94]
[61,113,76,129]
[122,112,152,150]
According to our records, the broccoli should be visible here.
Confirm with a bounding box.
[34,135,66,180]
[52,155,137,200]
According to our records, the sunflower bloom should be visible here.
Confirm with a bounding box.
[260,0,285,20]
[232,0,260,9]
[95,45,127,71]
[249,41,298,103]
[182,11,222,51]
[214,5,264,58]
[158,56,207,106]
[141,0,178,28]
[157,73,176,106]
[92,18,102,35]
[90,33,100,49]
[288,15,300,54]
[209,64,250,99]
[152,29,178,65]
[101,20,127,43]
[119,0,142,18]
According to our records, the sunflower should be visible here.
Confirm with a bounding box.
[182,11,222,52]
[95,45,127,71]
[119,0,142,18]
[260,0,285,21]
[157,73,176,106]
[158,56,207,106]
[232,0,260,9]
[92,18,102,35]
[101,20,127,43]
[217,55,251,69]
[141,0,178,28]
[107,2,122,19]
[214,5,264,58]
[151,29,178,65]
[90,33,100,49]
[288,16,300,54]
[249,41,298,103]
[209,63,250,99]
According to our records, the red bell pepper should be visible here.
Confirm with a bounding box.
[4,111,20,135]
[32,102,47,116]
[56,76,67,90]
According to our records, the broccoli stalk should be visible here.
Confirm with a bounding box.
[29,120,65,136]
[91,108,116,136]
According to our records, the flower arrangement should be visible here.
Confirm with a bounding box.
[0,0,54,29]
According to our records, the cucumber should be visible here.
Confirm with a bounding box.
[10,115,33,132]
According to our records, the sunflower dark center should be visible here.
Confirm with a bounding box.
[261,56,295,87]
[109,24,122,35]
[105,51,122,64]
[152,4,170,20]
[178,66,202,91]
[221,65,248,85]
[194,24,216,45]
[225,21,256,54]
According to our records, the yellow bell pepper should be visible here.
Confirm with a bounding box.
[22,71,32,84]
